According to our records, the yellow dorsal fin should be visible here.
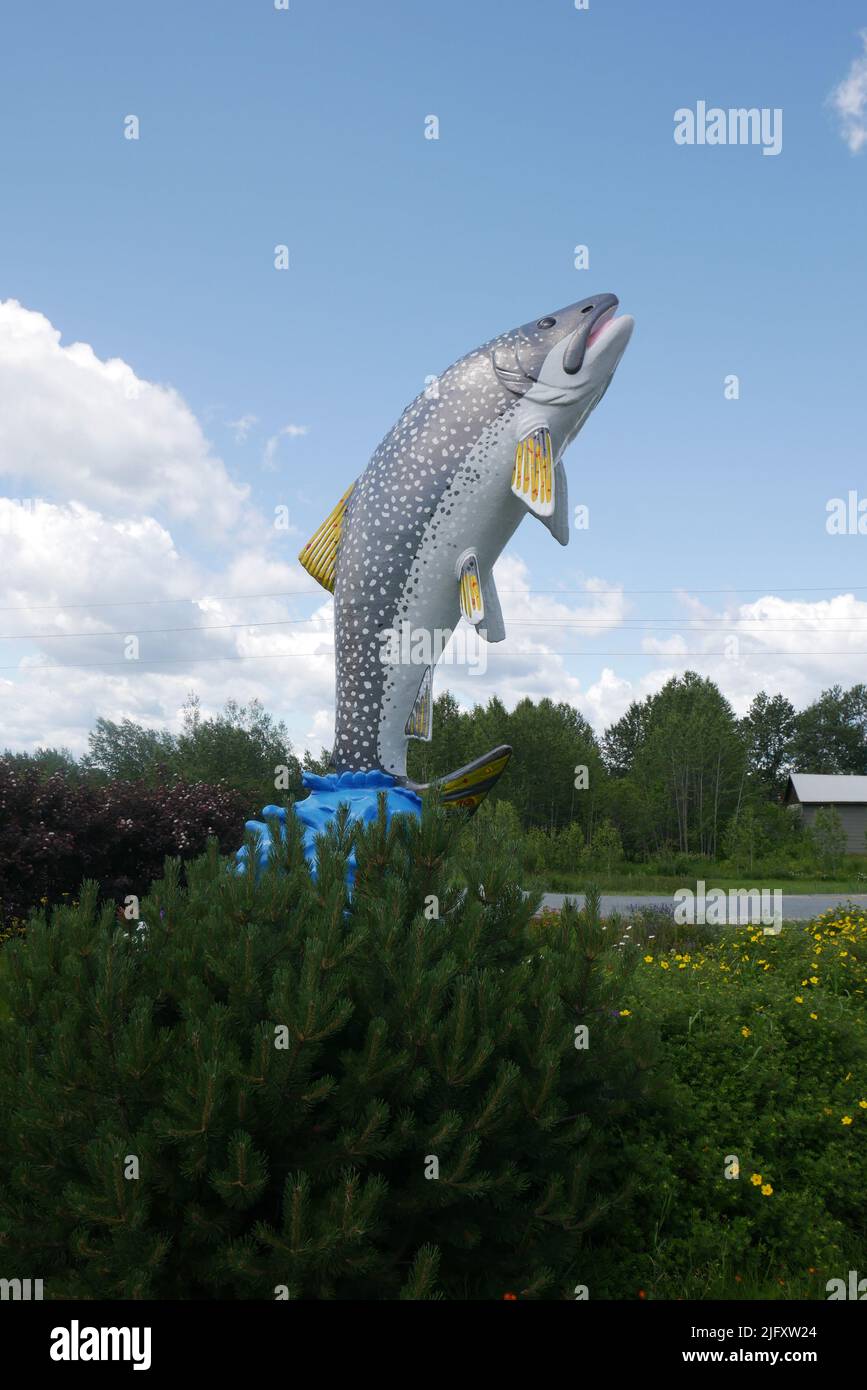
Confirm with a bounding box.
[298,483,355,593]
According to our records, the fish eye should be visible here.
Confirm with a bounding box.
[537,316,556,328]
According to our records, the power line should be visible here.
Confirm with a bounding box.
[3,581,867,614]
[6,649,867,675]
[8,612,867,642]
[0,588,321,614]
[10,618,867,642]
[0,618,320,641]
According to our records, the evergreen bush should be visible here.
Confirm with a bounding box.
[0,798,664,1300]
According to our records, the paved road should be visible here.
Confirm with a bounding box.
[536,892,867,922]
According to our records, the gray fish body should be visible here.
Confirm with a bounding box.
[330,296,634,777]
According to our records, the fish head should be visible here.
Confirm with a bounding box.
[492,294,634,424]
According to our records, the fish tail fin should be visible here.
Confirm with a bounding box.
[406,744,512,815]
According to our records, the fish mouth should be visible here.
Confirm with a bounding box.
[562,294,620,375]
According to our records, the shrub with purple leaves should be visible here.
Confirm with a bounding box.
[0,757,248,928]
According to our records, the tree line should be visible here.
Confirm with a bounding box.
[407,674,867,862]
[7,674,867,867]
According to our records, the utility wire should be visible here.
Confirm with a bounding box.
[3,582,867,614]
[7,650,867,674]
[7,617,867,641]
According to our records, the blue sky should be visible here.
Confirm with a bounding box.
[2,0,867,756]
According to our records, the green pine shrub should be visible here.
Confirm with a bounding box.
[0,798,666,1300]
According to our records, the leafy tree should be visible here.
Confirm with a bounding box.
[601,674,747,858]
[722,805,762,875]
[809,806,848,873]
[82,718,177,784]
[589,820,623,876]
[741,692,796,792]
[459,797,523,859]
[81,697,303,806]
[0,803,665,1299]
[0,746,83,781]
[553,821,586,873]
[302,747,333,775]
[602,700,651,779]
[791,685,867,775]
[175,695,302,800]
[501,698,604,834]
[410,694,605,836]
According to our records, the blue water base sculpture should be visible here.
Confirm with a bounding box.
[233,769,423,889]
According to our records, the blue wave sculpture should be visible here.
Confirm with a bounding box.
[233,770,422,889]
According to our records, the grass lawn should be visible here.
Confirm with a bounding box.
[546,870,867,896]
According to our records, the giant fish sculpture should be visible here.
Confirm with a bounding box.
[235,294,633,884]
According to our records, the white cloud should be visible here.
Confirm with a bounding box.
[263,423,309,469]
[829,31,867,153]
[227,413,258,443]
[0,302,335,761]
[305,708,335,753]
[0,497,335,758]
[641,634,689,657]
[0,299,249,532]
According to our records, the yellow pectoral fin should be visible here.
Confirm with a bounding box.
[457,551,485,625]
[405,666,433,741]
[511,428,555,518]
[298,483,355,593]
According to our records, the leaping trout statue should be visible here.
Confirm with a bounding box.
[234,294,633,885]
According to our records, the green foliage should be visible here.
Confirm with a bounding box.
[740,692,796,793]
[81,694,303,804]
[588,819,622,875]
[723,807,758,875]
[175,695,301,800]
[608,906,867,1298]
[3,805,866,1300]
[0,746,84,782]
[603,672,747,858]
[408,693,605,834]
[12,678,867,893]
[0,803,664,1300]
[82,718,177,784]
[789,684,867,775]
[809,806,848,873]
